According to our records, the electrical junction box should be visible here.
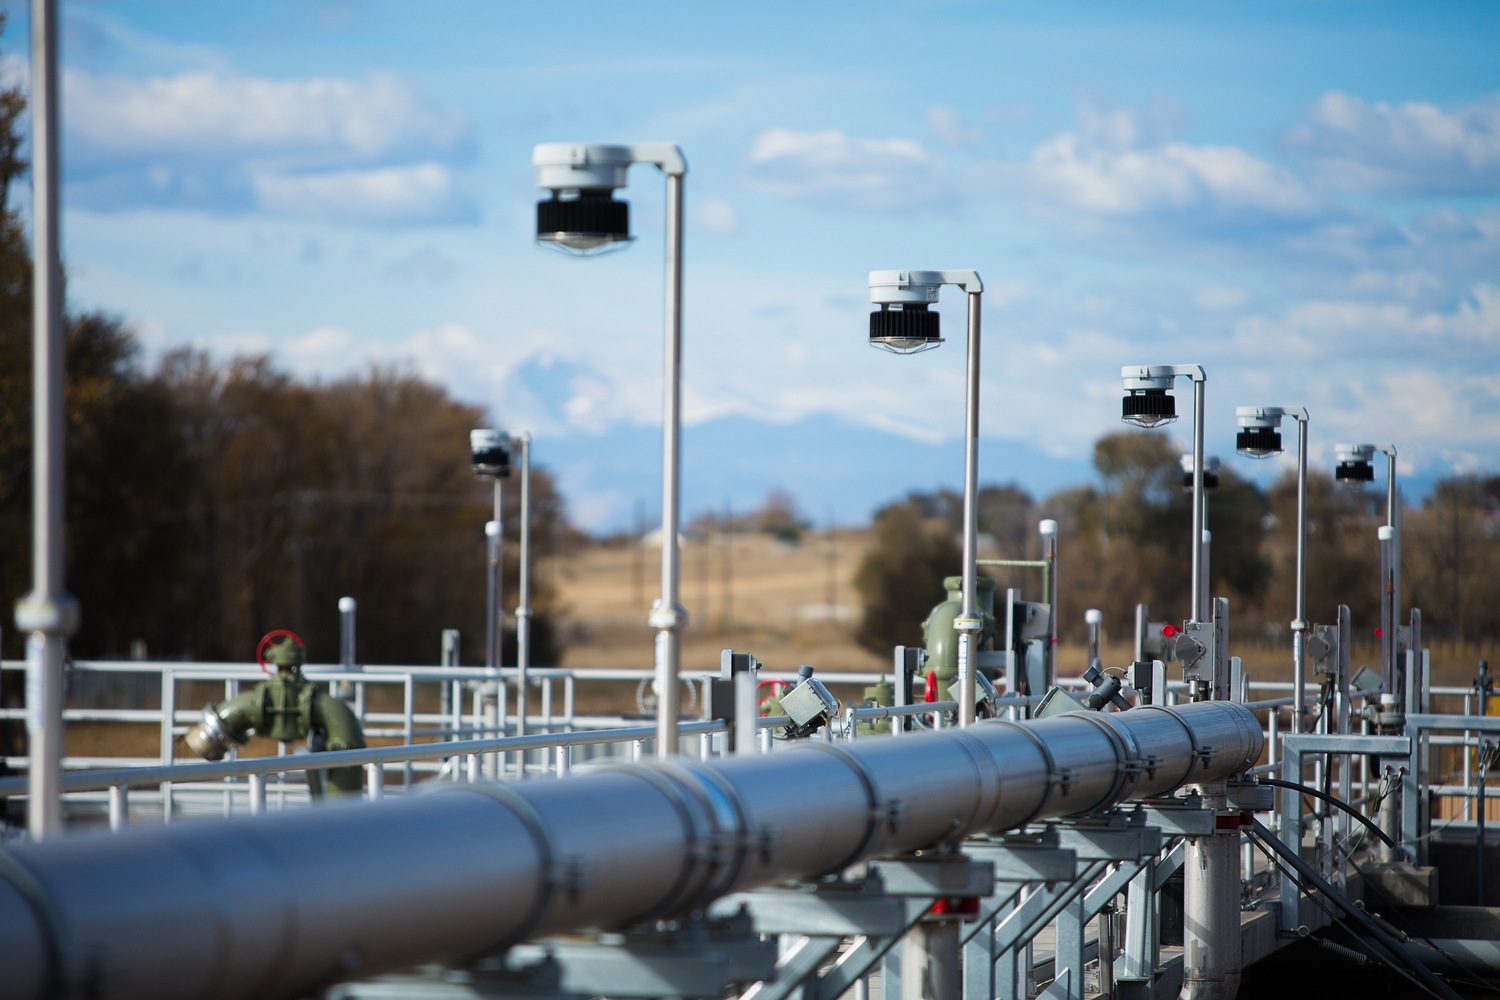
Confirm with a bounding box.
[1307,624,1338,677]
[781,675,838,732]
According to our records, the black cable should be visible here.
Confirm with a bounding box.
[1248,819,1463,1000]
[1328,818,1500,994]
[1247,830,1445,1000]
[1264,771,1500,993]
[1258,777,1397,851]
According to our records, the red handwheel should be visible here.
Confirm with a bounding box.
[256,630,305,676]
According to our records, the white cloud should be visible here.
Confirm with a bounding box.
[253,163,471,226]
[689,197,741,236]
[740,128,951,213]
[1017,96,1319,223]
[1194,284,1252,310]
[1285,91,1500,196]
[926,105,984,149]
[68,70,469,166]
[64,68,476,224]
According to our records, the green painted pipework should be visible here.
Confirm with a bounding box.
[186,638,366,795]
[921,575,1000,683]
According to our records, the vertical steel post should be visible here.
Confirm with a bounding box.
[516,433,531,741]
[648,171,687,758]
[903,919,961,1000]
[956,290,983,728]
[1133,603,1148,665]
[337,596,357,701]
[1041,520,1059,688]
[734,668,757,756]
[1379,526,1395,694]
[108,784,127,831]
[15,0,76,841]
[1182,783,1241,1000]
[1292,415,1309,733]
[1190,378,1205,623]
[1386,449,1399,632]
[486,502,502,673]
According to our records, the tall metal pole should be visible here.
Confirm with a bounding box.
[15,0,76,841]
[1385,448,1400,643]
[516,434,531,740]
[648,172,686,757]
[1292,415,1309,734]
[1041,519,1058,688]
[956,290,983,728]
[486,482,502,675]
[1190,378,1205,623]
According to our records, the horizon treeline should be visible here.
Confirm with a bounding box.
[0,328,575,666]
[855,431,1500,657]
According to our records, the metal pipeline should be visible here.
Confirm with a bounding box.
[0,700,1261,1000]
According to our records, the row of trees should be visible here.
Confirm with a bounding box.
[0,331,574,667]
[855,430,1500,655]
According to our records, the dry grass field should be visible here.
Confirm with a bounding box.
[543,528,1495,696]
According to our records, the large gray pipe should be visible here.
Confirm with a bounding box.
[0,701,1261,1000]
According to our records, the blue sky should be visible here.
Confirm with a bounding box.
[11,1,1500,530]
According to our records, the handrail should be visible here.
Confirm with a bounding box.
[847,695,1045,722]
[0,715,794,797]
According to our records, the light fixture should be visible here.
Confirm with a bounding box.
[534,141,689,757]
[1236,405,1311,731]
[1120,366,1180,428]
[532,144,638,256]
[868,269,985,725]
[1119,364,1208,626]
[1180,453,1220,491]
[469,429,512,479]
[1334,441,1400,695]
[868,270,949,354]
[1334,443,1377,487]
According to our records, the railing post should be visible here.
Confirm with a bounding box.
[366,763,384,802]
[109,784,128,831]
[556,744,570,778]
[159,667,175,824]
[403,673,414,789]
[467,753,480,783]
[249,772,266,816]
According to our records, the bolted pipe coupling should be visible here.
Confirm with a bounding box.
[182,706,239,761]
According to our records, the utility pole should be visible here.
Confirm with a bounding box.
[16,0,77,840]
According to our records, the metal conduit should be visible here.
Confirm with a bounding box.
[0,700,1261,1000]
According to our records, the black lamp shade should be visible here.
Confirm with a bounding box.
[536,189,630,243]
[1335,460,1375,483]
[1122,389,1175,426]
[472,446,511,479]
[1236,427,1282,457]
[869,303,941,353]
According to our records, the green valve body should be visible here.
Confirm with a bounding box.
[184,637,366,795]
[922,575,1000,683]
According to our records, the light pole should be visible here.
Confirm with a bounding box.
[1179,453,1220,618]
[868,269,984,726]
[1236,407,1310,731]
[470,429,511,740]
[514,432,532,740]
[534,143,687,757]
[1336,443,1400,694]
[14,0,75,840]
[1120,365,1207,623]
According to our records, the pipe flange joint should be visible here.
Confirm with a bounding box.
[13,593,79,636]
[952,616,984,633]
[649,602,688,630]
